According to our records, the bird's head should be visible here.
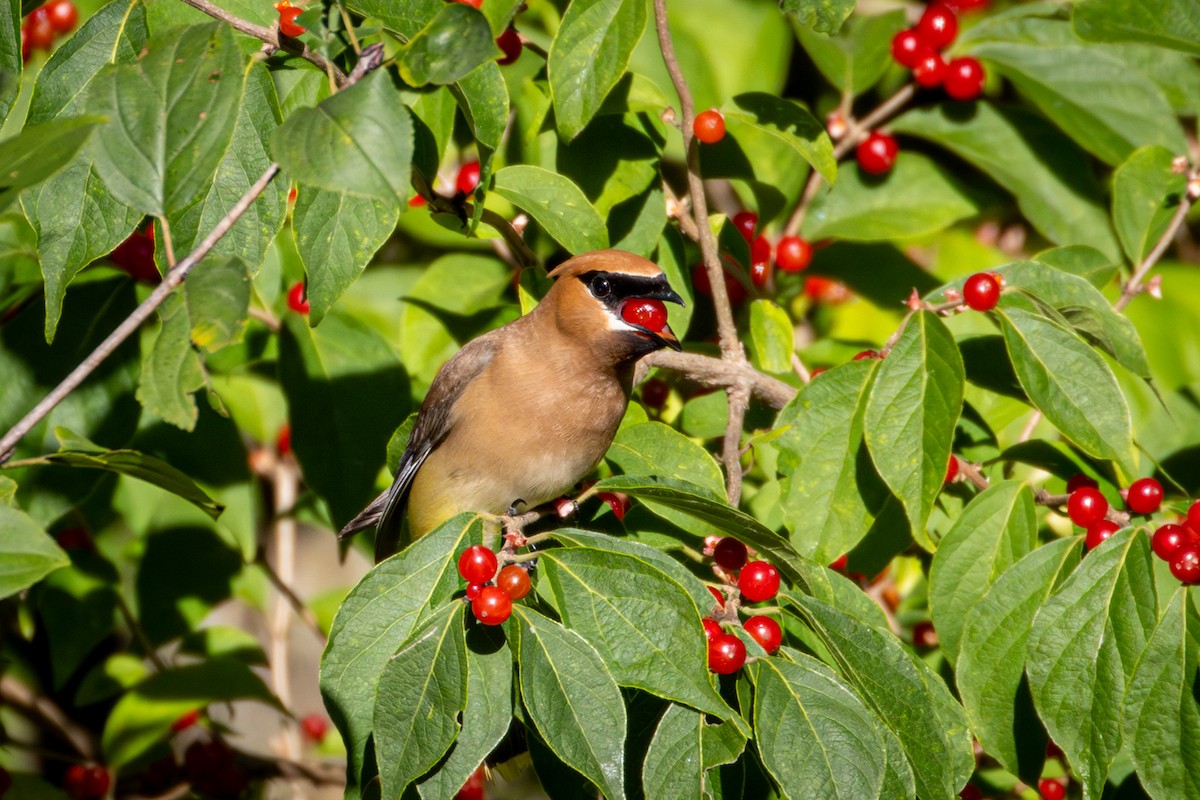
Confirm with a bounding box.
[544,250,685,363]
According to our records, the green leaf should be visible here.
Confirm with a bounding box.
[724,92,835,185]
[592,474,807,584]
[0,116,104,211]
[278,312,409,527]
[794,10,905,98]
[775,361,886,563]
[1113,145,1187,266]
[996,300,1136,473]
[88,23,246,217]
[1122,587,1200,800]
[957,537,1082,784]
[803,152,978,242]
[969,18,1185,165]
[890,102,1120,261]
[450,61,509,151]
[102,658,282,766]
[159,63,287,275]
[606,421,726,537]
[136,295,205,431]
[13,427,224,519]
[1027,528,1158,799]
[21,0,148,342]
[641,703,745,799]
[785,592,975,800]
[547,0,647,140]
[514,606,628,800]
[781,0,856,35]
[539,547,735,722]
[319,516,480,793]
[929,481,1037,665]
[185,257,249,352]
[293,188,398,325]
[864,311,965,550]
[343,0,441,37]
[753,651,888,800]
[375,602,468,800]
[748,299,793,374]
[270,70,413,204]
[491,165,609,254]
[0,0,18,126]
[398,3,497,86]
[416,626,512,800]
[0,504,68,599]
[1074,0,1200,56]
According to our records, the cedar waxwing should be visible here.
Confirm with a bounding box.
[340,249,685,561]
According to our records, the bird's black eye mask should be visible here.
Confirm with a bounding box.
[577,270,685,310]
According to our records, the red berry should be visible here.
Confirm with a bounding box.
[713,537,748,571]
[456,0,483,6]
[891,28,926,68]
[465,583,483,601]
[20,27,31,62]
[1066,473,1099,493]
[300,713,329,743]
[64,765,109,800]
[109,225,159,283]
[1067,487,1108,527]
[1171,544,1200,584]
[775,236,812,273]
[1189,500,1200,532]
[963,272,1001,311]
[750,236,771,268]
[597,491,631,520]
[959,786,982,800]
[917,2,958,50]
[1126,477,1163,515]
[496,26,521,65]
[856,132,898,175]
[829,554,847,573]
[944,57,985,100]
[276,423,291,456]
[457,545,498,584]
[912,620,938,648]
[496,564,532,600]
[707,632,747,674]
[286,281,310,314]
[1086,520,1120,550]
[640,378,669,409]
[945,455,959,484]
[454,766,485,800]
[743,615,782,654]
[456,161,481,194]
[804,275,851,303]
[1038,778,1066,800]
[274,2,305,37]
[171,709,200,732]
[25,8,54,50]
[738,561,780,602]
[691,263,746,305]
[912,47,947,88]
[853,349,881,361]
[46,0,78,33]
[1153,524,1189,561]
[732,211,757,242]
[56,527,92,550]
[621,298,669,332]
[472,585,512,625]
[750,259,769,287]
[693,110,726,144]
[702,617,722,642]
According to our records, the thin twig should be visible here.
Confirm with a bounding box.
[115,593,169,671]
[159,216,177,268]
[256,545,327,644]
[0,165,282,463]
[0,675,97,760]
[177,0,349,85]
[1114,171,1198,311]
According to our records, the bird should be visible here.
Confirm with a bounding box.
[340,249,685,562]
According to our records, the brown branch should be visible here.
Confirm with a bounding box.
[0,675,97,760]
[644,350,797,409]
[256,545,326,644]
[1113,169,1199,311]
[722,382,751,504]
[0,164,282,464]
[177,0,349,86]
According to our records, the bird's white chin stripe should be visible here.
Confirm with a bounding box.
[602,305,641,334]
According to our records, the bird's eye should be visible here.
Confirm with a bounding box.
[591,276,611,298]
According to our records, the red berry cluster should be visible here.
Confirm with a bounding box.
[1151,498,1200,584]
[21,0,77,62]
[693,211,817,298]
[458,544,530,625]
[1065,481,1120,550]
[891,3,985,101]
[701,536,783,674]
[183,740,248,798]
[64,765,109,800]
